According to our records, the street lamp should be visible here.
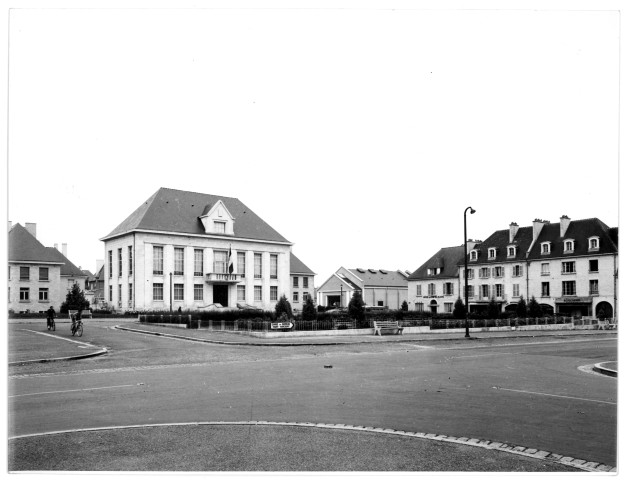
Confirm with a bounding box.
[464,206,476,338]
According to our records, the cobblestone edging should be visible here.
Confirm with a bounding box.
[9,420,615,472]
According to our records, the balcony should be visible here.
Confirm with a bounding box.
[205,272,242,284]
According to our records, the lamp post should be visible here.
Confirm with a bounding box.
[464,206,476,338]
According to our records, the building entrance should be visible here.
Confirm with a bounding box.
[213,285,229,307]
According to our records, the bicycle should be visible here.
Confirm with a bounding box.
[47,317,55,331]
[70,316,83,337]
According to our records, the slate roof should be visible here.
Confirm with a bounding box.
[464,226,534,266]
[347,268,408,288]
[526,218,618,260]
[8,224,64,264]
[102,187,291,244]
[45,247,88,277]
[290,252,315,275]
[408,245,466,280]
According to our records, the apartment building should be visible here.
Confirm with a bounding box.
[100,187,308,312]
[317,267,409,309]
[408,242,478,314]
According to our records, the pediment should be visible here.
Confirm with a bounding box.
[198,200,235,235]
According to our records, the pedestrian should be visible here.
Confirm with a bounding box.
[46,306,56,329]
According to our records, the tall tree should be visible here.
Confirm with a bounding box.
[275,294,293,319]
[302,295,317,321]
[348,291,365,322]
[453,297,466,319]
[487,297,499,319]
[528,296,542,318]
[61,283,90,312]
[516,295,527,318]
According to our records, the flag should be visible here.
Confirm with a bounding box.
[228,245,234,274]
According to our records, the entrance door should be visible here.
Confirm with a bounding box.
[430,300,438,314]
[213,285,229,307]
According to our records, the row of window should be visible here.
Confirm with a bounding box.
[292,276,310,288]
[461,280,599,299]
[416,283,455,296]
[470,237,600,261]
[9,266,50,281]
[463,259,599,279]
[415,302,455,313]
[12,287,49,302]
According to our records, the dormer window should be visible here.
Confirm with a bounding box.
[541,242,551,255]
[427,268,441,276]
[470,250,478,261]
[488,248,497,259]
[214,221,226,234]
[507,246,516,258]
[564,239,575,253]
[588,237,600,251]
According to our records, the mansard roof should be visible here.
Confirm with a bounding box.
[526,218,618,259]
[464,226,534,265]
[408,245,466,280]
[8,224,64,265]
[290,252,315,275]
[101,187,290,244]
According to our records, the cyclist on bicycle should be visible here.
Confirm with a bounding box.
[46,306,56,329]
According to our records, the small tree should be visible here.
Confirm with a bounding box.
[302,295,317,321]
[275,294,293,319]
[400,300,408,312]
[528,296,542,319]
[487,297,499,319]
[453,297,466,319]
[348,291,365,322]
[61,283,90,313]
[516,295,527,318]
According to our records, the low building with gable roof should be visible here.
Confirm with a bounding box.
[316,267,409,309]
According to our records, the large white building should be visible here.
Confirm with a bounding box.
[458,216,618,318]
[100,188,309,312]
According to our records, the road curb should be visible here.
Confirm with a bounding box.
[9,348,109,366]
[592,362,617,377]
[9,420,614,472]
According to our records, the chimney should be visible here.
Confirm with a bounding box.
[509,222,519,243]
[532,219,546,241]
[7,221,12,232]
[560,215,571,237]
[62,243,68,258]
[25,222,36,238]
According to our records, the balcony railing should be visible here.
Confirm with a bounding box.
[205,272,242,284]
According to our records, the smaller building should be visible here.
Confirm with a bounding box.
[289,252,316,310]
[316,267,409,309]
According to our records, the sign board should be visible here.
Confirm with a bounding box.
[554,297,592,303]
[270,322,293,329]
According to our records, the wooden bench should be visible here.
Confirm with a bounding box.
[598,319,617,330]
[373,320,403,336]
[81,309,92,319]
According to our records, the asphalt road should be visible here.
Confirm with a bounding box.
[8,321,617,472]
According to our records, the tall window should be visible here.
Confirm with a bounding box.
[479,268,490,278]
[465,269,474,280]
[254,285,262,302]
[542,282,550,297]
[562,281,576,296]
[128,246,133,275]
[237,252,246,277]
[194,249,204,277]
[20,266,30,281]
[174,248,184,275]
[237,285,246,301]
[415,303,424,312]
[443,283,453,295]
[444,302,453,313]
[109,285,113,301]
[562,261,576,274]
[541,263,550,275]
[303,277,309,288]
[495,284,504,298]
[117,248,122,277]
[467,285,474,298]
[20,287,29,301]
[589,259,599,273]
[129,283,133,302]
[293,277,299,288]
[118,284,122,306]
[564,240,574,252]
[589,237,599,250]
[293,291,299,303]
[270,254,278,279]
[303,292,309,302]
[507,246,516,257]
[481,284,490,299]
[589,280,599,295]
[194,284,203,301]
[512,265,522,277]
[39,288,48,301]
[488,248,497,259]
[39,267,49,281]
[108,250,112,278]
[428,283,436,296]
[153,283,164,301]
[254,253,262,279]
[416,285,422,296]
[493,266,503,278]
[174,284,184,301]
[153,246,164,275]
[470,251,478,260]
[270,286,278,301]
[513,284,520,297]
[214,251,227,274]
[541,243,551,254]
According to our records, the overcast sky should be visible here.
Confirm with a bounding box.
[4,1,620,287]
